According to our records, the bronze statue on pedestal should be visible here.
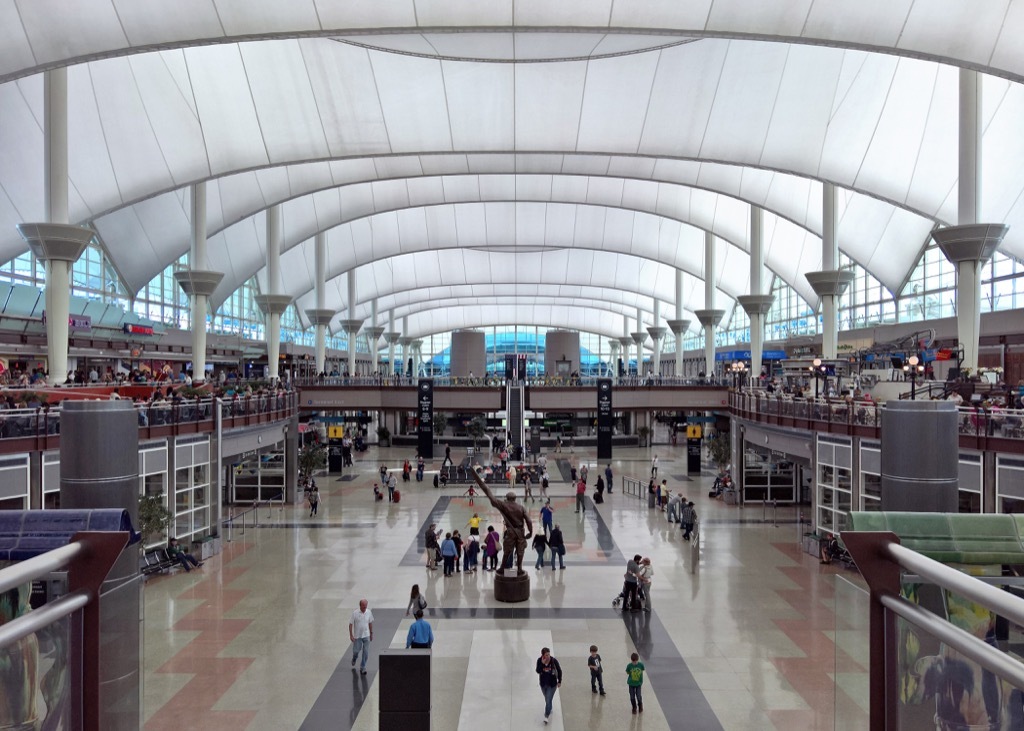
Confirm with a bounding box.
[471,468,532,575]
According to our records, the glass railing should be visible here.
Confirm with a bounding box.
[0,532,128,730]
[731,391,1024,441]
[295,375,729,388]
[842,533,1024,729]
[0,393,297,441]
[834,576,870,730]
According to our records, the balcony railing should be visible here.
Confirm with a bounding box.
[730,389,1024,442]
[0,393,298,449]
[0,530,129,731]
[843,531,1024,729]
[295,375,728,388]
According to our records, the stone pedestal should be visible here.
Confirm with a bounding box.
[494,572,531,602]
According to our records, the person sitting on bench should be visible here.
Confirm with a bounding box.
[168,538,202,572]
[820,533,841,564]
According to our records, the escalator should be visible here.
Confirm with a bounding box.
[507,384,525,457]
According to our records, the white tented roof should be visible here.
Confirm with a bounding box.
[1,5,1023,339]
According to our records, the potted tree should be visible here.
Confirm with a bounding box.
[376,424,392,447]
[298,441,327,487]
[705,432,732,473]
[637,425,651,448]
[137,492,172,550]
[467,415,486,450]
[432,411,448,443]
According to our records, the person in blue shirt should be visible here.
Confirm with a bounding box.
[406,610,434,649]
[540,502,554,536]
[440,532,458,576]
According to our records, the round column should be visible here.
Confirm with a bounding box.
[18,223,93,384]
[666,319,691,378]
[305,308,335,374]
[255,295,293,381]
[451,330,486,378]
[60,400,140,730]
[880,401,959,512]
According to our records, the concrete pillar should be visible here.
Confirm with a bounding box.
[451,330,486,377]
[631,329,647,376]
[608,340,620,385]
[17,70,92,385]
[543,330,580,376]
[694,231,725,377]
[401,315,410,376]
[931,69,1009,373]
[410,340,423,378]
[59,400,141,730]
[880,401,958,511]
[172,183,223,383]
[254,206,292,382]
[337,269,362,377]
[666,318,691,379]
[366,299,384,374]
[805,183,853,360]
[19,226,91,384]
[737,205,775,379]
[647,299,665,376]
[305,231,334,375]
[384,331,401,377]
[617,337,633,378]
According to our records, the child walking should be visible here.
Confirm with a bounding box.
[626,652,645,714]
[588,645,605,695]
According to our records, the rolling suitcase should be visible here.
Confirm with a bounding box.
[393,489,401,503]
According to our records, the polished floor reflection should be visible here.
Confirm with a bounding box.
[141,445,869,730]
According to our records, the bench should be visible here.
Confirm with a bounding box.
[140,549,177,575]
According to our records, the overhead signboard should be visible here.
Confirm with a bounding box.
[123,323,154,336]
[418,379,434,459]
[596,378,613,460]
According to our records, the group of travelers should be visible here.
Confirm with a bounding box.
[424,520,488,574]
[531,513,566,570]
[534,644,646,724]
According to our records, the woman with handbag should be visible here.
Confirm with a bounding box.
[406,584,428,616]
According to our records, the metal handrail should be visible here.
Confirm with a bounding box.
[222,492,284,540]
[621,475,645,499]
[689,520,701,574]
[0,591,90,651]
[887,542,1024,628]
[0,541,82,595]
[843,531,1024,729]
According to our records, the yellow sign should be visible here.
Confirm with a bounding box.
[686,425,703,439]
[328,426,345,439]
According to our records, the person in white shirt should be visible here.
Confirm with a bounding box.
[349,599,375,674]
[638,558,654,612]
[651,455,659,478]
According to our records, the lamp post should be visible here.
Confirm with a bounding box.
[904,354,925,399]
[730,361,748,390]
[811,357,823,400]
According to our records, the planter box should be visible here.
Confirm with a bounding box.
[192,536,222,561]
[802,535,819,557]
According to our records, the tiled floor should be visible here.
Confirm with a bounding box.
[141,445,870,730]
